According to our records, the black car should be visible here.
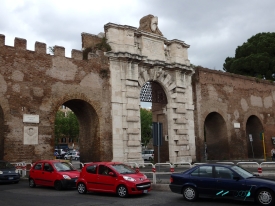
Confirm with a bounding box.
[0,160,20,184]
[169,163,275,206]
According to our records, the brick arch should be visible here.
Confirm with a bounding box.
[50,94,112,162]
[246,115,264,159]
[204,112,229,160]
[0,97,11,160]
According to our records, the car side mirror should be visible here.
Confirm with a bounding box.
[233,176,240,181]
[109,172,115,177]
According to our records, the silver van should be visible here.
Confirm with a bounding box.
[142,150,154,161]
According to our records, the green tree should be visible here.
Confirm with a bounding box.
[223,32,275,80]
[140,108,152,147]
[54,110,79,145]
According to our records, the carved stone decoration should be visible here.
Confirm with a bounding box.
[137,14,163,36]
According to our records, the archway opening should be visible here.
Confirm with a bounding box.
[54,99,102,163]
[140,81,168,163]
[204,112,229,160]
[0,106,4,159]
[246,115,264,159]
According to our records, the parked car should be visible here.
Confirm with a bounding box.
[169,163,275,206]
[29,160,80,190]
[64,151,80,160]
[142,150,154,161]
[0,160,20,184]
[76,162,151,197]
[54,149,67,159]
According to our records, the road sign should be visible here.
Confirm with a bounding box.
[249,134,253,142]
[152,122,162,146]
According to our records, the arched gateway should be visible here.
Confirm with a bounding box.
[105,14,196,163]
[0,15,196,163]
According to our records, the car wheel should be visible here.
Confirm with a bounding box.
[149,157,153,161]
[117,185,128,198]
[183,186,198,201]
[54,180,63,191]
[256,188,274,206]
[29,178,36,188]
[77,182,87,194]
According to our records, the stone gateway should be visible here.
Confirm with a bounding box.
[0,15,274,164]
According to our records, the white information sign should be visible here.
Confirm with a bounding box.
[249,134,253,142]
[23,114,39,123]
[234,123,240,129]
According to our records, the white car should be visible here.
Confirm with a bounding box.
[142,150,154,161]
[64,151,80,160]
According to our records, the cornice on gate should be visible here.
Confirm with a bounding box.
[104,22,191,67]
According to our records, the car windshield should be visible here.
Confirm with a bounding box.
[53,162,76,172]
[111,164,136,174]
[231,165,254,178]
[0,161,15,169]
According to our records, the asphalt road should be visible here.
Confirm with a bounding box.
[0,180,257,206]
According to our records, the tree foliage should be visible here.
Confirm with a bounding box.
[54,110,79,144]
[223,32,275,80]
[140,108,152,147]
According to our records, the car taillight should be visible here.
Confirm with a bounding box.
[170,177,173,183]
[152,154,154,156]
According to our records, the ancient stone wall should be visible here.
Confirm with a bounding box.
[193,67,275,161]
[0,34,112,163]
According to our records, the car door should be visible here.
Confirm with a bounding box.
[214,166,251,200]
[190,165,216,197]
[96,165,117,192]
[85,164,99,191]
[30,162,43,185]
[41,162,55,186]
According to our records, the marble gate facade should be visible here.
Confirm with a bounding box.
[105,15,196,163]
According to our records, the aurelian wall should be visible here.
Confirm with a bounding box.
[0,34,112,163]
[193,67,275,161]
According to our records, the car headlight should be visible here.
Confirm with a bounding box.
[62,175,71,180]
[123,176,136,182]
[144,175,147,179]
[0,171,3,174]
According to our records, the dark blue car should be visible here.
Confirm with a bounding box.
[169,163,275,206]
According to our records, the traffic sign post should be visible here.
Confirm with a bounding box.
[249,134,254,159]
[152,122,162,166]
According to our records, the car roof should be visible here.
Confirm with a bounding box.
[84,162,125,167]
[194,163,235,167]
[34,160,69,163]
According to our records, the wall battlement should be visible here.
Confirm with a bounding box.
[0,33,85,60]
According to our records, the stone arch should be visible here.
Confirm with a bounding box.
[204,112,229,160]
[246,115,264,159]
[51,94,111,162]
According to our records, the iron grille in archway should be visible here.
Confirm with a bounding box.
[140,82,167,104]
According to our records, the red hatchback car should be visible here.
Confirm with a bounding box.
[29,160,80,190]
[76,162,151,197]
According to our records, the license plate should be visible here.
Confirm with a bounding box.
[8,177,13,180]
[143,190,148,193]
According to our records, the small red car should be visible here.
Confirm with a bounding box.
[76,162,151,197]
[29,160,80,190]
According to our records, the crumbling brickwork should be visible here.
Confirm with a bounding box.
[0,34,112,163]
[193,67,275,161]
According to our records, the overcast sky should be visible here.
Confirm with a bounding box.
[1,0,274,70]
